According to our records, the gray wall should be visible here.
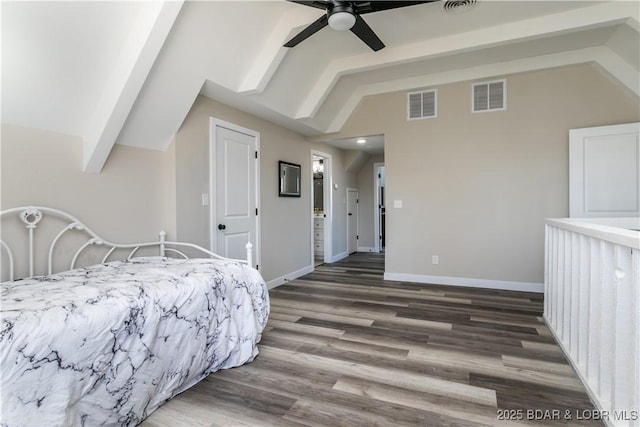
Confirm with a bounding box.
[0,96,356,285]
[174,96,353,283]
[315,64,640,286]
[1,124,177,278]
[5,64,637,288]
[1,124,176,241]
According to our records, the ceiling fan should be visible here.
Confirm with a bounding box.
[284,1,438,52]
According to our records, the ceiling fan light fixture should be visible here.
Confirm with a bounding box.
[285,0,435,51]
[328,11,355,31]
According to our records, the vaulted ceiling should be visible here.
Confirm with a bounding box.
[2,1,638,173]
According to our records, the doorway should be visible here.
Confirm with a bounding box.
[311,150,332,266]
[210,118,260,269]
[374,163,385,253]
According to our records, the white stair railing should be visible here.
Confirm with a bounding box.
[545,218,639,427]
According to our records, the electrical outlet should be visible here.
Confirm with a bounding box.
[432,255,439,265]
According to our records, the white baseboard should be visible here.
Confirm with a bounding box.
[267,264,313,290]
[331,251,348,263]
[357,247,377,253]
[383,272,543,293]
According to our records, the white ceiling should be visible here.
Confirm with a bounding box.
[2,1,638,172]
[323,134,385,155]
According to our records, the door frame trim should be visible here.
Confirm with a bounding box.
[209,117,261,270]
[347,187,359,254]
[373,162,384,253]
[310,150,333,266]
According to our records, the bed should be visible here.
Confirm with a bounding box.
[0,206,269,426]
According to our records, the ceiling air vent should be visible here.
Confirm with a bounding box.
[407,89,437,121]
[442,0,477,14]
[472,80,506,113]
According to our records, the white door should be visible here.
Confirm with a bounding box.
[347,188,358,254]
[569,122,640,218]
[211,120,258,266]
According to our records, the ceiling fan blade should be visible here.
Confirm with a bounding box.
[284,14,329,48]
[287,1,330,10]
[350,15,385,51]
[357,1,437,14]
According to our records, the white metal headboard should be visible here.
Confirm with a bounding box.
[0,206,252,282]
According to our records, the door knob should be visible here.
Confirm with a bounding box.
[348,213,352,216]
[218,224,226,230]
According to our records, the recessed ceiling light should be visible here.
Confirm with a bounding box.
[356,138,366,144]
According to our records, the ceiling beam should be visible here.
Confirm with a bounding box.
[324,46,638,133]
[295,1,639,122]
[82,1,184,173]
[237,8,315,95]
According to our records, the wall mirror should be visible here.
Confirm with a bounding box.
[279,161,301,197]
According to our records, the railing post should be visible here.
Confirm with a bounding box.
[159,230,166,256]
[246,241,253,268]
[19,207,42,278]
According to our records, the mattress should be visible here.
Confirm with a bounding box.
[0,257,269,426]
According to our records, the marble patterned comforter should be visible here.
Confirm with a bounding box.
[0,257,269,426]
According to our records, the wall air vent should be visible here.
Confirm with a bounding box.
[407,89,437,121]
[442,0,477,14]
[472,79,506,113]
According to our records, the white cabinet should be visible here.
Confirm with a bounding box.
[314,217,324,256]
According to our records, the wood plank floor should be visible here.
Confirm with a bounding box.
[142,253,602,427]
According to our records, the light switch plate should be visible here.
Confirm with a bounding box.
[201,193,209,206]
[393,200,403,208]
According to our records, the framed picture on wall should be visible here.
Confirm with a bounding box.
[279,161,301,197]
